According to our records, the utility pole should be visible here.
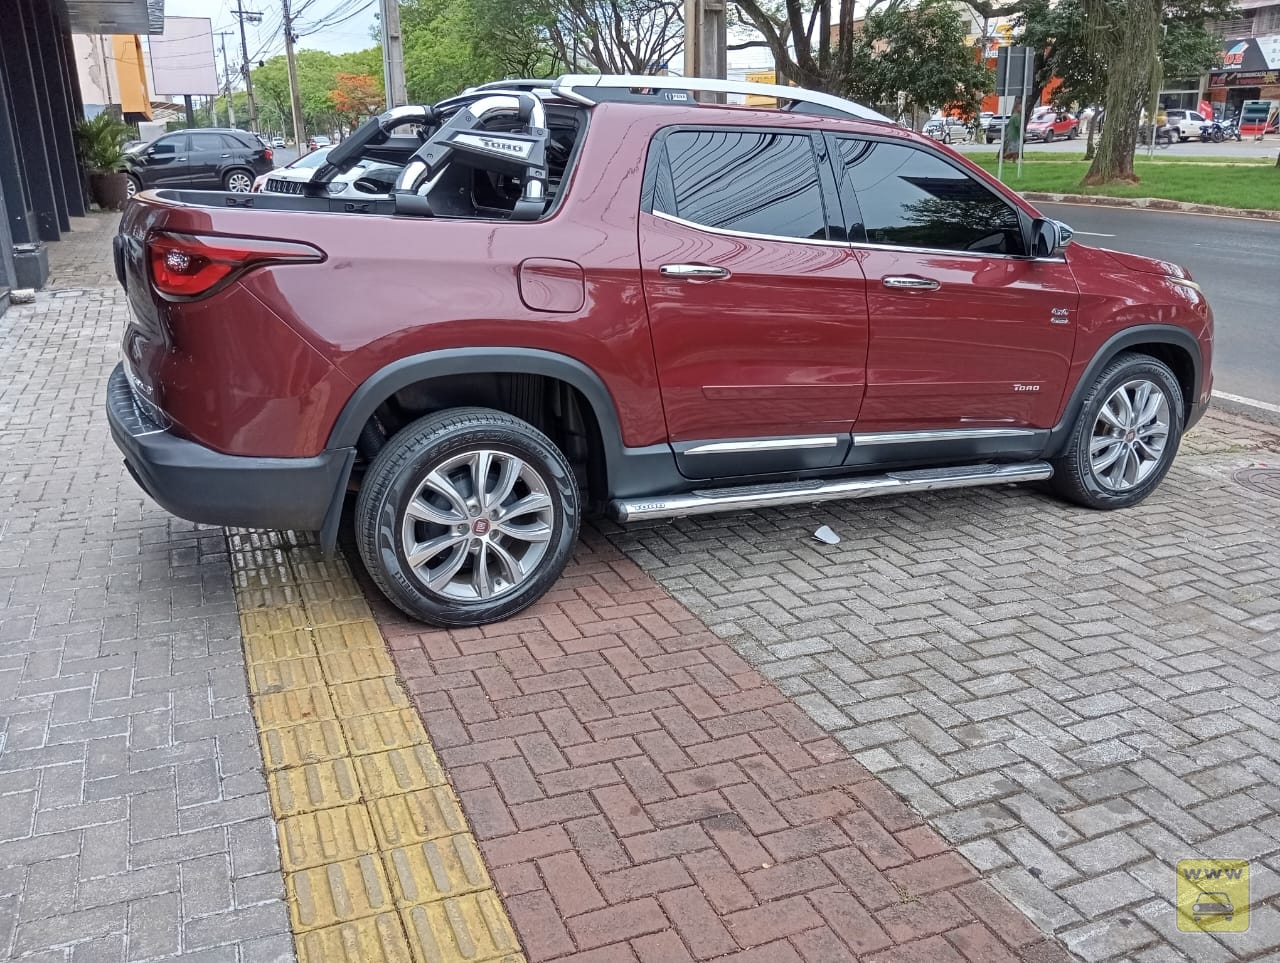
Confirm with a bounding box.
[233,3,262,132]
[682,0,727,102]
[217,31,236,128]
[378,0,407,107]
[282,0,306,149]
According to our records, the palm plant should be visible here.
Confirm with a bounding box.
[76,111,133,173]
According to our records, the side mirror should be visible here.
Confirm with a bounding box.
[1031,218,1073,258]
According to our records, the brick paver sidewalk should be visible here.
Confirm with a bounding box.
[7,211,1279,963]
[369,542,1072,963]
[1,216,296,963]
[605,416,1280,962]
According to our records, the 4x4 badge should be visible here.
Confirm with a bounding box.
[1051,307,1071,324]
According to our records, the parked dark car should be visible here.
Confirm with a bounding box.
[121,128,274,197]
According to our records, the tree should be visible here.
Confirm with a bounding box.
[850,0,993,122]
[330,73,381,132]
[543,0,683,73]
[732,0,991,118]
[1081,0,1232,185]
[1016,0,1106,157]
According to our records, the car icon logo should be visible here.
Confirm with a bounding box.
[1192,892,1234,922]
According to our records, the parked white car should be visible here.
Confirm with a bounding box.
[252,146,401,198]
[1164,108,1210,141]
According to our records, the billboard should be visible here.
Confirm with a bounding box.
[1217,35,1280,72]
[146,17,218,96]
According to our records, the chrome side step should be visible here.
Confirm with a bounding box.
[609,461,1053,522]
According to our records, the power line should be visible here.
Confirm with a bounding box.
[299,0,375,35]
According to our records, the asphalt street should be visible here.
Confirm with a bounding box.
[957,136,1280,159]
[1038,201,1279,405]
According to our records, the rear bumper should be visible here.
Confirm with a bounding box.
[106,363,353,531]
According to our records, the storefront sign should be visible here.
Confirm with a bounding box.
[1216,35,1280,72]
[1209,70,1279,88]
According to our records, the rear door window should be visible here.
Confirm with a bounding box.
[653,129,829,241]
[189,133,226,153]
[832,138,1025,256]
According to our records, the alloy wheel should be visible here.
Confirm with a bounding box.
[226,172,253,192]
[1089,379,1170,491]
[126,178,138,198]
[399,449,554,602]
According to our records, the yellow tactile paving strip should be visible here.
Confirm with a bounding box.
[227,530,525,963]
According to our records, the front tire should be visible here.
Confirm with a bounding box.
[1050,353,1184,510]
[355,407,580,627]
[1044,130,1055,143]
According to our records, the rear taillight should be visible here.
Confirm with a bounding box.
[147,231,323,299]
[264,148,274,161]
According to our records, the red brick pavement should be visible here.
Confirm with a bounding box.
[367,531,1076,963]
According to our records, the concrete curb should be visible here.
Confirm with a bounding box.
[1020,191,1280,221]
[1212,391,1280,429]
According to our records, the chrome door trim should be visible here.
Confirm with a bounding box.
[652,211,1067,262]
[651,210,849,249]
[852,427,1039,446]
[684,436,842,455]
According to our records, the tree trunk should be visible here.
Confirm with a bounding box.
[1084,111,1097,160]
[1081,0,1160,185]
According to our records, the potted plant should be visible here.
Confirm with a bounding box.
[76,112,133,211]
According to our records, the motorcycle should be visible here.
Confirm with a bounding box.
[1200,118,1243,143]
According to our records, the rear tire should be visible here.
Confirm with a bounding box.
[224,169,253,193]
[355,407,580,627]
[126,175,141,198]
[1050,353,1184,510]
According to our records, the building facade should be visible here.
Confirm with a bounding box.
[73,33,154,121]
[0,0,163,311]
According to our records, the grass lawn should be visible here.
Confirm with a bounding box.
[966,154,1280,210]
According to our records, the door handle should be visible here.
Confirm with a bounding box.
[221,153,231,157]
[882,275,940,291]
[176,156,187,161]
[660,263,731,280]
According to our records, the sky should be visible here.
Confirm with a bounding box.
[162,0,381,70]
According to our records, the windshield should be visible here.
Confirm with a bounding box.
[290,147,331,169]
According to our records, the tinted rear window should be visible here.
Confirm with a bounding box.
[656,129,827,241]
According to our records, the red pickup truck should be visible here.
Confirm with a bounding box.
[108,76,1213,627]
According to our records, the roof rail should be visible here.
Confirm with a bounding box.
[551,74,894,124]
[467,79,556,92]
